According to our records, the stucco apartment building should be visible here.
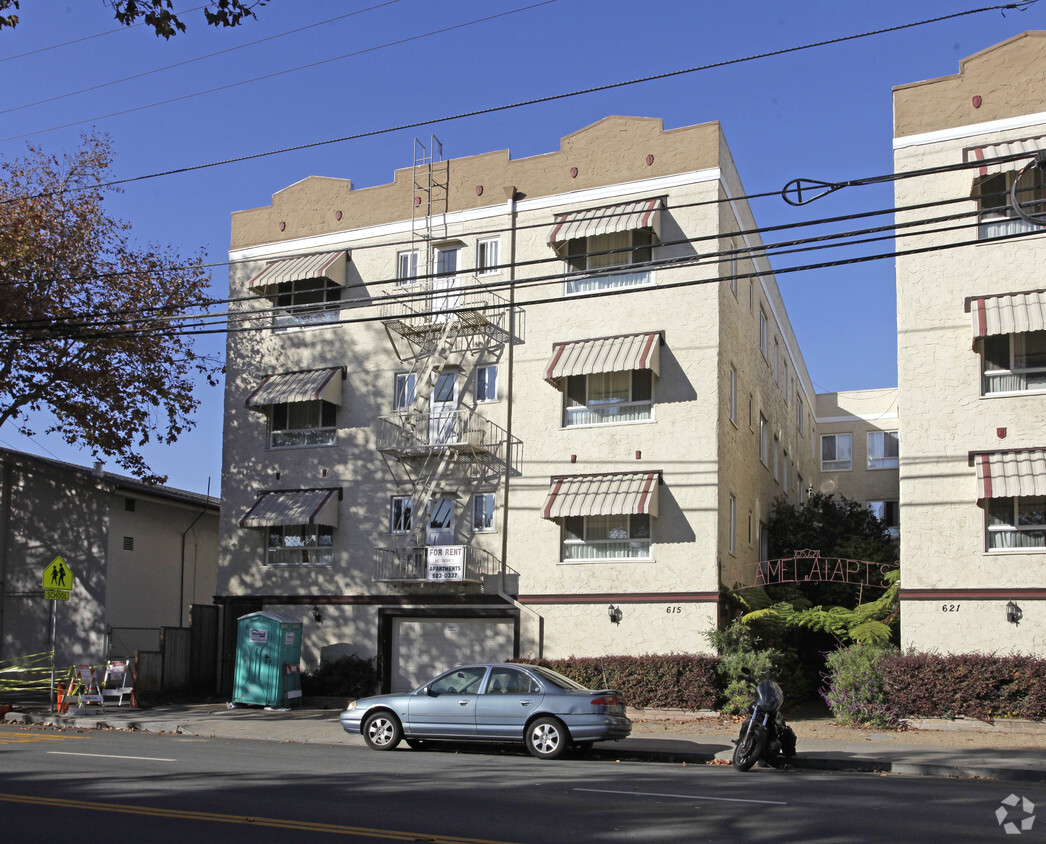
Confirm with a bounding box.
[218,117,847,691]
[0,448,219,666]
[894,32,1046,655]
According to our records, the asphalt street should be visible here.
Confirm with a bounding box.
[1,725,1044,843]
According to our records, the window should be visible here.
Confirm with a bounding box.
[987,496,1046,550]
[773,338,780,384]
[796,394,804,434]
[564,230,653,294]
[485,667,539,695]
[477,238,500,275]
[476,365,498,402]
[748,511,753,547]
[782,452,789,493]
[759,309,768,360]
[272,278,340,327]
[749,279,754,312]
[798,474,806,504]
[394,373,417,411]
[123,536,134,551]
[727,244,738,298]
[869,500,900,538]
[266,524,333,565]
[562,514,651,561]
[974,167,1046,239]
[982,331,1046,395]
[396,250,419,284]
[564,370,652,426]
[125,498,136,512]
[773,434,780,482]
[729,365,738,424]
[868,431,899,469]
[748,394,754,429]
[391,496,413,534]
[821,433,852,471]
[472,493,496,532]
[783,362,789,403]
[728,495,736,555]
[759,414,769,467]
[270,401,337,448]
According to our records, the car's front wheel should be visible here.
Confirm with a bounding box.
[362,711,402,751]
[525,716,568,760]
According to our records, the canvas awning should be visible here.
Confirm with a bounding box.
[240,488,340,528]
[544,332,661,387]
[973,449,1046,499]
[965,136,1046,177]
[968,289,1046,339]
[541,471,661,520]
[547,197,664,254]
[245,367,343,408]
[247,250,347,292]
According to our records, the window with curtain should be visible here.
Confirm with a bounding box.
[821,433,852,471]
[982,331,1046,395]
[270,401,337,448]
[391,496,413,534]
[868,500,900,538]
[564,230,653,294]
[868,431,900,469]
[562,514,651,561]
[973,167,1046,239]
[565,370,653,426]
[987,496,1046,550]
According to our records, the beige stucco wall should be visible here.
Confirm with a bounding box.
[894,33,1046,655]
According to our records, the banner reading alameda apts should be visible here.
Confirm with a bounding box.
[426,546,465,582]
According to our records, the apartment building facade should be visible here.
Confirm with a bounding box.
[894,32,1046,655]
[217,117,823,690]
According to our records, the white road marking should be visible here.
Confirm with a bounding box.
[47,752,176,762]
[575,788,788,806]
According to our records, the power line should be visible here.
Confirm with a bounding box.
[8,1,1031,193]
[0,0,406,116]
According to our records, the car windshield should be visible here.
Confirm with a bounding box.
[528,664,587,690]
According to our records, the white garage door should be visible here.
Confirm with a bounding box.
[390,617,514,693]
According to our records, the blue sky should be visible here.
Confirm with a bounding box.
[2,0,1043,493]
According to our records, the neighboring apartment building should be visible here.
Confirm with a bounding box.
[0,448,220,666]
[815,390,901,538]
[894,32,1046,655]
[218,117,823,691]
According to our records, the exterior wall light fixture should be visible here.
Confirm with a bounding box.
[608,604,623,625]
[1006,601,1023,625]
[311,605,324,624]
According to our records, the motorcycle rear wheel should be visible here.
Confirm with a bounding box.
[732,723,768,771]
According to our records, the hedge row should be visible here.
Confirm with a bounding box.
[879,652,1046,723]
[513,654,719,711]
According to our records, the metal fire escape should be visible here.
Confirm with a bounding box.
[374,138,518,584]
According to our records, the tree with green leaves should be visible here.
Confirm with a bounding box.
[0,133,221,483]
[0,1,269,38]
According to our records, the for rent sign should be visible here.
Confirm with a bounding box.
[426,546,465,582]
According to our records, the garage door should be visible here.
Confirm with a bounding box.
[390,617,514,693]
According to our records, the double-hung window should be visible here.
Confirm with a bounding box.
[477,238,500,275]
[564,230,654,295]
[987,496,1045,550]
[728,365,738,424]
[273,278,340,328]
[821,433,852,471]
[270,401,337,448]
[973,167,1046,239]
[391,496,413,534]
[472,493,496,532]
[868,431,899,469]
[394,373,417,411]
[397,250,419,284]
[266,525,333,566]
[563,514,651,561]
[759,414,769,467]
[759,309,768,361]
[476,365,498,402]
[982,331,1046,395]
[869,500,900,538]
[565,370,652,426]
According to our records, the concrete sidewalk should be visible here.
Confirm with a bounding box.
[4,698,1045,783]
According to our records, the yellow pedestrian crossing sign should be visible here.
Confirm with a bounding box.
[43,556,74,600]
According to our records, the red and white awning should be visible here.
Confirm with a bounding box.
[542,471,661,520]
[964,136,1046,177]
[240,488,340,528]
[245,368,343,408]
[247,251,347,292]
[544,332,661,387]
[548,198,664,253]
[968,289,1046,340]
[974,449,1046,499]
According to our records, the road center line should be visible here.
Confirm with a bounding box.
[47,751,177,762]
[575,787,788,806]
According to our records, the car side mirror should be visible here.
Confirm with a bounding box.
[423,685,436,697]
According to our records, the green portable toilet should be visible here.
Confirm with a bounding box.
[233,611,304,706]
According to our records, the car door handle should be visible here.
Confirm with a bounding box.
[458,699,470,707]
[520,700,533,706]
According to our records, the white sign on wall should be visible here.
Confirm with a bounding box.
[427,545,465,581]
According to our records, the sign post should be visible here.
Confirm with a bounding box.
[42,556,74,713]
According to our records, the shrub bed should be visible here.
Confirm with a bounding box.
[301,654,378,700]
[513,654,719,711]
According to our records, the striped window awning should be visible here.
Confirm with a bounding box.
[542,471,661,520]
[973,449,1046,499]
[240,488,340,528]
[544,332,661,387]
[964,136,1046,177]
[968,289,1046,339]
[245,368,343,408]
[547,197,664,254]
[247,251,348,292]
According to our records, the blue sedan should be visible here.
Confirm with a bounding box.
[339,663,632,759]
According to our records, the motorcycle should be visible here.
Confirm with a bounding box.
[731,667,797,771]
